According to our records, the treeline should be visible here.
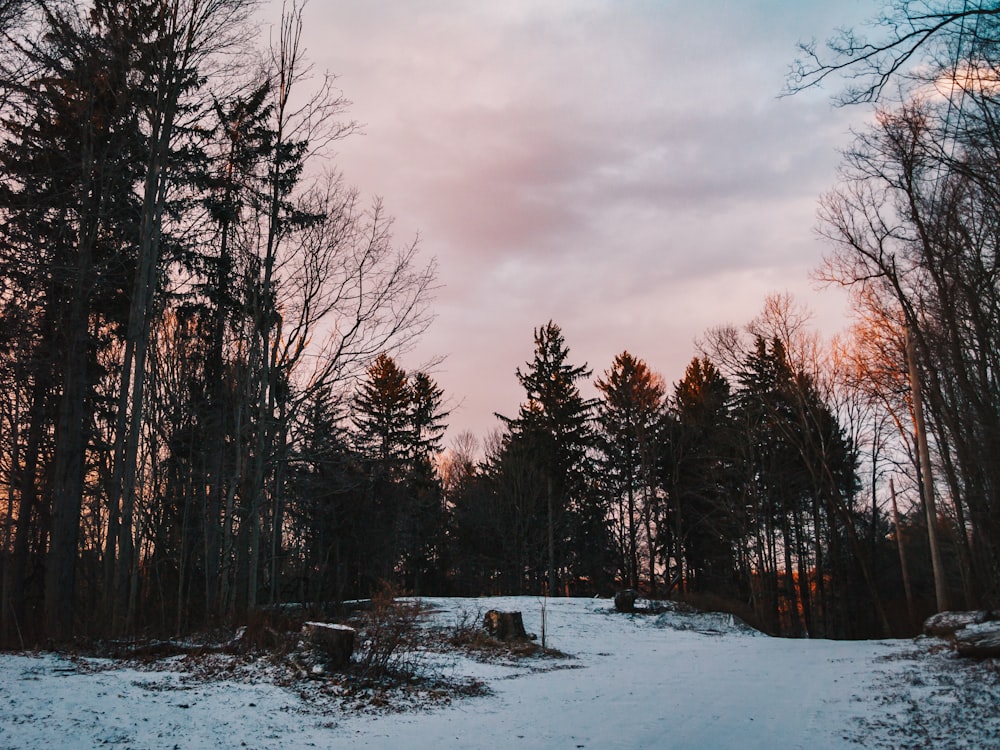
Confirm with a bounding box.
[282,306,960,641]
[442,316,903,639]
[3,0,1000,646]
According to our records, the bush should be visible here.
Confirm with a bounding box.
[354,582,424,679]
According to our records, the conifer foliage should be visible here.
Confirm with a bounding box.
[595,352,665,592]
[351,354,449,593]
[0,0,435,644]
[498,322,606,594]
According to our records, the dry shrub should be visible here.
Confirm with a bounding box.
[354,582,425,679]
[447,607,504,652]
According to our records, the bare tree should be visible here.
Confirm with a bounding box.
[817,96,997,606]
[787,2,1000,104]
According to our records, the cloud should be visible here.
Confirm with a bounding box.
[267,0,879,441]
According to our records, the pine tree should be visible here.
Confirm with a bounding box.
[0,1,148,640]
[402,371,449,591]
[501,322,598,594]
[595,351,665,590]
[351,355,449,592]
[668,357,738,596]
[410,372,448,458]
[285,384,362,602]
[353,354,414,473]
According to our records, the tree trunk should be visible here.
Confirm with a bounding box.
[0,393,17,646]
[547,475,555,596]
[907,328,949,612]
[7,383,44,647]
[643,487,656,598]
[46,289,90,642]
[889,478,916,629]
[626,471,637,590]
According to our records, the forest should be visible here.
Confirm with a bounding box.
[2,0,1000,646]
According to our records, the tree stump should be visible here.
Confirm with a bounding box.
[482,610,528,641]
[302,622,355,668]
[615,589,639,613]
[955,622,1000,658]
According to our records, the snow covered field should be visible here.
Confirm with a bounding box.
[1,597,997,749]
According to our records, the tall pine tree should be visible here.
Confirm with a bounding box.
[352,354,449,592]
[595,351,665,590]
[500,322,598,594]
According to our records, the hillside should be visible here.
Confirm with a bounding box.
[1,597,997,749]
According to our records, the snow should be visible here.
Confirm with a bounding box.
[2,596,998,749]
[304,621,356,632]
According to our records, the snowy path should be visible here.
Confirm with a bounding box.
[0,597,993,749]
[331,598,904,750]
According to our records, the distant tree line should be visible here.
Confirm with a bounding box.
[445,315,896,639]
[2,0,999,645]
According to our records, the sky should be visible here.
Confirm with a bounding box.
[262,0,883,446]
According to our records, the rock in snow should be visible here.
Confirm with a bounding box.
[923,609,1000,659]
[614,589,639,613]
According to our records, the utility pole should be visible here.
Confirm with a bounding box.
[905,326,949,612]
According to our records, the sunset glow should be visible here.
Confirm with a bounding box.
[269,0,879,441]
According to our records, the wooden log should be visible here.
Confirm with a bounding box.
[302,621,355,668]
[923,610,995,639]
[955,623,1000,659]
[482,610,528,641]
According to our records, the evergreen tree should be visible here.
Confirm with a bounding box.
[410,372,448,458]
[595,351,665,590]
[731,336,869,636]
[351,354,411,585]
[353,353,414,472]
[667,357,737,596]
[351,354,449,592]
[500,322,599,594]
[477,428,549,593]
[399,371,449,592]
[285,385,364,602]
[732,337,814,632]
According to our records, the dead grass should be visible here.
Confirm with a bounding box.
[71,588,494,713]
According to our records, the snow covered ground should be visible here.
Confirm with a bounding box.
[1,597,997,749]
